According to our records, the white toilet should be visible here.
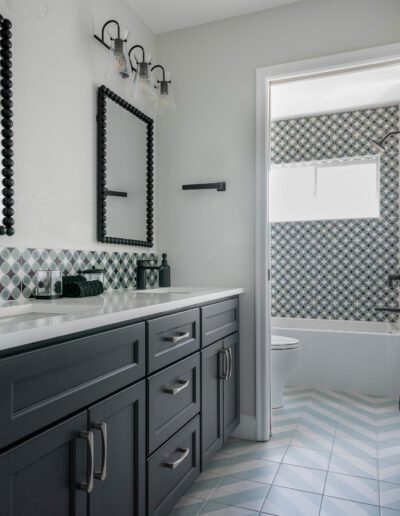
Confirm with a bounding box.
[271,335,301,409]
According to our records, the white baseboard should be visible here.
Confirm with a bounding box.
[232,414,257,441]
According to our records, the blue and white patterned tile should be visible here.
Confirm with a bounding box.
[186,475,222,501]
[222,439,270,457]
[228,457,279,484]
[261,485,322,516]
[320,496,380,516]
[0,247,21,301]
[329,453,379,480]
[380,481,400,511]
[170,495,205,515]
[282,446,330,470]
[380,461,400,484]
[291,428,334,451]
[208,476,270,511]
[381,508,400,515]
[273,463,326,494]
[378,444,400,463]
[234,446,288,464]
[333,436,378,459]
[199,501,259,515]
[201,453,236,479]
[324,472,379,505]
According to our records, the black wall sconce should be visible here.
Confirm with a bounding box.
[94,20,176,112]
[151,65,176,114]
[94,20,131,80]
[128,45,155,102]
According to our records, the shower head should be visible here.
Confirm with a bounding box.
[370,130,400,154]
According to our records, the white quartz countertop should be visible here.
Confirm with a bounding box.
[0,287,243,352]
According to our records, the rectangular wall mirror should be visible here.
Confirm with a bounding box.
[97,86,154,247]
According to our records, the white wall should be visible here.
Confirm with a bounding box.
[156,0,400,418]
[6,0,156,252]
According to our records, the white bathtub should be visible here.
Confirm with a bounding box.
[272,317,400,398]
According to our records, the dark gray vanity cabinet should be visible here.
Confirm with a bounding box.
[0,412,88,516]
[0,381,146,516]
[201,299,240,469]
[88,381,146,516]
[0,295,240,516]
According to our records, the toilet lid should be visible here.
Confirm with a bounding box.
[271,335,300,350]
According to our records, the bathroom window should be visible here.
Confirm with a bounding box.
[269,157,380,223]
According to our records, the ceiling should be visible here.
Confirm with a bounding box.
[126,0,302,34]
[271,63,400,120]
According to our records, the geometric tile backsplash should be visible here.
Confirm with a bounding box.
[271,105,400,322]
[0,247,158,301]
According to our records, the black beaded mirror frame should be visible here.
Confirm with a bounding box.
[0,16,14,237]
[97,85,154,247]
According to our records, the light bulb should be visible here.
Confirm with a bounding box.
[132,62,156,102]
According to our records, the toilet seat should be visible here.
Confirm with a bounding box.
[271,335,300,351]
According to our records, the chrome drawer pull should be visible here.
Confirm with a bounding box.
[227,347,233,379]
[92,422,107,481]
[77,430,94,494]
[163,447,190,469]
[163,379,190,395]
[165,331,190,344]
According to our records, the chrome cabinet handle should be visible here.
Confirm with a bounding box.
[77,430,94,494]
[163,379,190,395]
[218,349,228,379]
[227,347,233,379]
[163,447,190,469]
[165,331,190,344]
[92,422,107,481]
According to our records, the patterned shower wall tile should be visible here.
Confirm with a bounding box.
[0,247,22,301]
[271,105,400,322]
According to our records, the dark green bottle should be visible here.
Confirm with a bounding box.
[159,253,171,287]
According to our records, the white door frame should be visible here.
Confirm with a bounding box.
[255,42,400,441]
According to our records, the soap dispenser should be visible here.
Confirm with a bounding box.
[159,253,171,287]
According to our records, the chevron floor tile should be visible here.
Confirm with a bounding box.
[171,387,400,515]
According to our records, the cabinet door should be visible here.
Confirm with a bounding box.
[201,340,225,469]
[88,381,146,516]
[0,412,88,516]
[223,333,240,441]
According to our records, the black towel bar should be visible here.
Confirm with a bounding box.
[182,182,226,192]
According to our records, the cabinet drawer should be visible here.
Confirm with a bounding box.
[148,354,200,453]
[0,323,145,450]
[201,297,239,348]
[147,309,200,373]
[148,416,200,516]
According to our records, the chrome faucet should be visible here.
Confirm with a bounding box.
[136,259,159,290]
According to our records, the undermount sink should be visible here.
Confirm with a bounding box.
[135,287,200,295]
[0,302,95,324]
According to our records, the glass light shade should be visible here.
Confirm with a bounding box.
[132,62,156,102]
[5,0,48,17]
[157,83,176,115]
[105,38,131,81]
